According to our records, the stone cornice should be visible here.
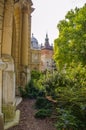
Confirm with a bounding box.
[14,0,34,14]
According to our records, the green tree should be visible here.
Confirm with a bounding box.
[54,4,86,68]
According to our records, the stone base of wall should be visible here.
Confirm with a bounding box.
[4,110,20,130]
[2,104,16,122]
[0,113,4,130]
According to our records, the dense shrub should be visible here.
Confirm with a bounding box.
[35,64,86,129]
[35,97,53,109]
[54,64,86,129]
[55,109,80,130]
[31,70,41,80]
[34,97,54,119]
[36,70,71,99]
[19,79,45,99]
[35,109,52,119]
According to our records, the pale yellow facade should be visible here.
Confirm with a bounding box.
[0,0,34,127]
[30,49,41,71]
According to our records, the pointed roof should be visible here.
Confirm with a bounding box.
[41,34,53,50]
[45,33,50,47]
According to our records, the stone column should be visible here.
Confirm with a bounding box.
[2,56,16,122]
[0,70,4,130]
[0,59,7,130]
[28,4,34,68]
[26,67,31,83]
[0,0,4,57]
[14,3,22,94]
[2,0,14,55]
[21,6,29,66]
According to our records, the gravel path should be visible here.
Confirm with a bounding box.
[8,99,57,130]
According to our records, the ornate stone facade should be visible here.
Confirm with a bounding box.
[30,34,41,71]
[0,0,33,128]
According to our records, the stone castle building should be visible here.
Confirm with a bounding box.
[0,0,34,128]
[30,33,54,72]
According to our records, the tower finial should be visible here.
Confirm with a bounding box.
[46,33,48,38]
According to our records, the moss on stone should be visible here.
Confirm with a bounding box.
[2,104,16,122]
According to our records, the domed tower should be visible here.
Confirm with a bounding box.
[30,34,41,71]
[31,34,39,49]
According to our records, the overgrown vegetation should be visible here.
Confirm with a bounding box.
[19,71,45,98]
[19,66,86,128]
[53,4,86,129]
[35,109,52,119]
[34,97,54,119]
[34,65,86,129]
[35,97,53,109]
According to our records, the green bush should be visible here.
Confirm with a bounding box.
[35,64,86,129]
[55,109,80,130]
[19,79,34,98]
[19,79,45,99]
[35,109,52,119]
[54,65,86,129]
[35,97,53,109]
[31,70,41,80]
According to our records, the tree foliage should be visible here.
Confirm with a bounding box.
[54,4,86,68]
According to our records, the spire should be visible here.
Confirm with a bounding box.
[45,33,49,41]
[45,33,49,47]
[41,33,53,50]
[46,33,48,39]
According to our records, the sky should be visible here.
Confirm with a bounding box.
[31,0,86,44]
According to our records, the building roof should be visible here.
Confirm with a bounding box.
[31,34,40,50]
[41,34,53,50]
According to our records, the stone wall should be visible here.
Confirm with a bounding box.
[0,0,33,126]
[0,0,4,56]
[13,0,33,89]
[40,49,54,71]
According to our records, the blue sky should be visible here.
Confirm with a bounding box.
[31,0,86,44]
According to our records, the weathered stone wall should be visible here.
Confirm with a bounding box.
[0,0,33,125]
[13,0,33,89]
[0,0,4,57]
[0,1,5,128]
[1,0,16,122]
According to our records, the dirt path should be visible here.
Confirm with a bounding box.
[8,99,57,130]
